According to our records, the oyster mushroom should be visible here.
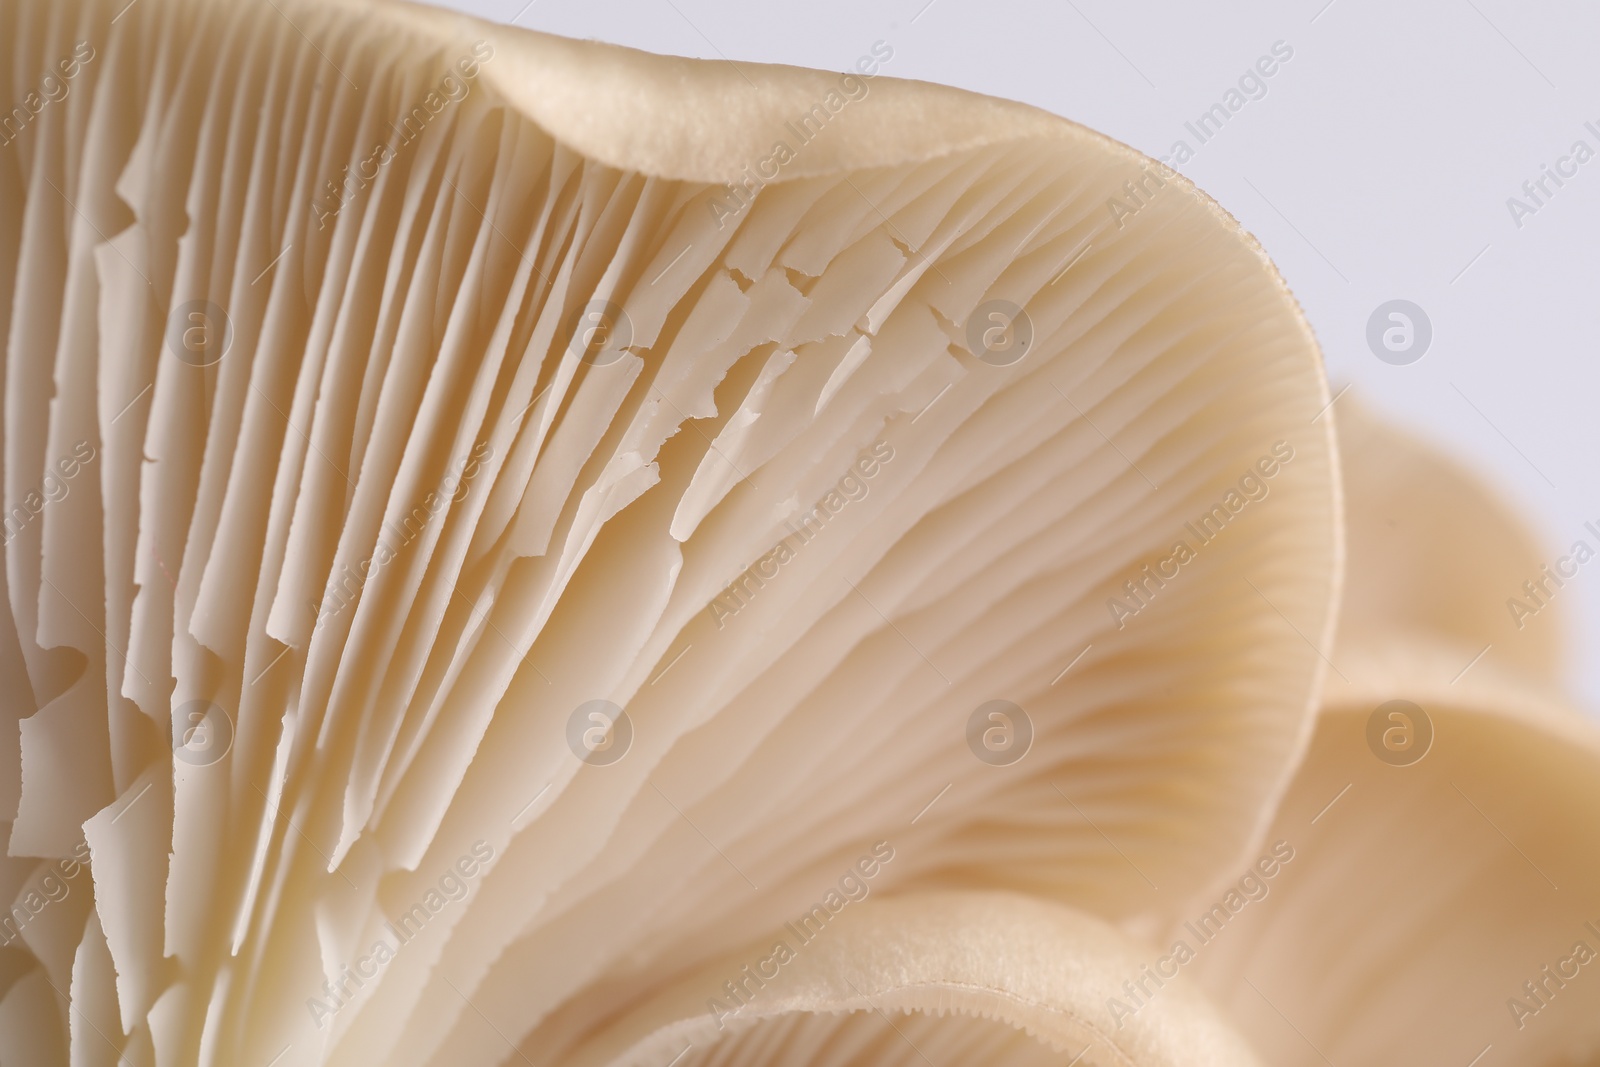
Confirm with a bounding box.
[1,0,1360,1064]
[1193,400,1600,1067]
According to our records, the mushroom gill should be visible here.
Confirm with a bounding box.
[1,0,1343,1064]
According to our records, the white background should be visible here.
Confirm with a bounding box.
[429,0,1600,708]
